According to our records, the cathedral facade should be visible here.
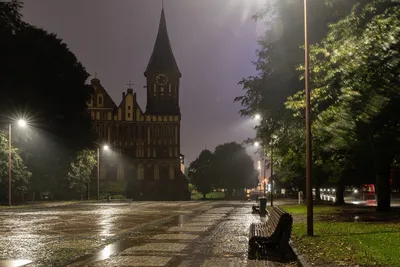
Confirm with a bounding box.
[88,9,189,200]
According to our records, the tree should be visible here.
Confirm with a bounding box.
[0,0,25,33]
[287,1,400,210]
[188,150,214,199]
[0,131,31,201]
[0,1,96,199]
[67,149,96,196]
[235,0,363,144]
[213,142,257,197]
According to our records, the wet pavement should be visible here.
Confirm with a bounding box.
[0,201,296,267]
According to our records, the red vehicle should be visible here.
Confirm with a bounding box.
[361,184,376,206]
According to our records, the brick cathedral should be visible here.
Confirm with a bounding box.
[88,8,189,200]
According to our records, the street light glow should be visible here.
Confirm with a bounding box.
[254,114,261,120]
[254,141,260,148]
[17,119,27,127]
[103,145,109,150]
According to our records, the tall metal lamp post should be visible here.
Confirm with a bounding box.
[97,145,109,200]
[304,0,313,237]
[249,0,313,236]
[8,119,27,206]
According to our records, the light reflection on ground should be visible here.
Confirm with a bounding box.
[0,201,208,266]
[0,259,32,267]
[98,244,115,261]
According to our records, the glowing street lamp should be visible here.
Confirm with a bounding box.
[254,113,261,121]
[8,119,28,206]
[17,119,27,127]
[254,141,260,148]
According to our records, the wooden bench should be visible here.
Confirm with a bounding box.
[248,206,293,260]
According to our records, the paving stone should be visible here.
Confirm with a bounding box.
[91,256,172,267]
[205,208,234,213]
[121,243,187,254]
[52,239,101,249]
[151,234,199,240]
[194,215,222,218]
[200,257,272,267]
[210,241,248,255]
[181,221,215,226]
[167,226,209,232]
[193,217,224,221]
[191,217,222,222]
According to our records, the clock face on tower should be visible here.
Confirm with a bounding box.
[156,73,168,86]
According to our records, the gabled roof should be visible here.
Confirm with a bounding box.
[91,78,117,109]
[144,8,181,77]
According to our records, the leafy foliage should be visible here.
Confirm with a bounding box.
[286,1,400,209]
[188,150,214,198]
[189,143,257,198]
[67,149,96,194]
[0,1,96,199]
[213,142,258,193]
[0,131,31,198]
[236,0,399,209]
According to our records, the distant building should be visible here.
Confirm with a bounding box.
[88,8,189,200]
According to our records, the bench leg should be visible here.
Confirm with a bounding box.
[248,250,256,260]
[248,241,257,260]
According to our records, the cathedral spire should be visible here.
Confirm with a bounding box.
[144,8,181,77]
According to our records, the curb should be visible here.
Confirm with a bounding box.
[290,240,311,267]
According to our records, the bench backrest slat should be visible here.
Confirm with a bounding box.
[266,206,293,244]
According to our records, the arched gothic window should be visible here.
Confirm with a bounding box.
[97,94,104,107]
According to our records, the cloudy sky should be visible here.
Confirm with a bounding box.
[21,0,267,163]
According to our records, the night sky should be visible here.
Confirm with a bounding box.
[21,0,266,164]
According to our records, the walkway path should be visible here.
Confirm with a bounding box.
[87,202,296,267]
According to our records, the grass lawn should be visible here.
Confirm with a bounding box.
[282,205,400,266]
[191,191,225,200]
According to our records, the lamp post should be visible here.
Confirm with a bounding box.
[270,138,274,207]
[304,0,313,237]
[8,119,27,206]
[249,0,313,236]
[97,145,109,200]
[254,141,268,199]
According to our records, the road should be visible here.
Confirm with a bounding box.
[0,201,295,267]
[320,193,400,207]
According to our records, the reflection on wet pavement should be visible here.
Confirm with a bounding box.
[0,260,32,267]
[0,201,295,267]
[86,203,294,267]
[0,201,209,267]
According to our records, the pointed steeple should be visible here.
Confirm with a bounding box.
[144,8,181,77]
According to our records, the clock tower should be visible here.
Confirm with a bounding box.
[88,6,189,201]
[144,8,181,115]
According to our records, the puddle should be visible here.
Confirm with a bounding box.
[68,213,193,266]
[0,259,32,267]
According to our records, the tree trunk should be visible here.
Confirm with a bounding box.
[202,193,206,200]
[335,178,345,205]
[376,167,391,212]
